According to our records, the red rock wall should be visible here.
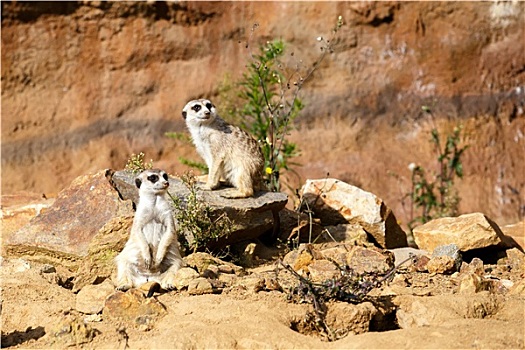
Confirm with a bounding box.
[2,1,524,225]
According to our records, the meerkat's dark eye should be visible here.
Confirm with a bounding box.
[147,174,159,183]
[191,104,202,112]
[162,173,168,181]
[205,102,213,110]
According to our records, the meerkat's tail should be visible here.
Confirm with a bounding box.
[146,282,161,298]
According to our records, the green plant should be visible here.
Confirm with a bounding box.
[407,108,468,229]
[125,152,153,174]
[169,172,233,254]
[219,17,344,192]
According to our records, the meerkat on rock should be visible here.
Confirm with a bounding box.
[115,169,183,292]
[182,98,265,198]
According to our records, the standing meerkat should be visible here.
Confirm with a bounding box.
[182,98,265,198]
[115,169,183,292]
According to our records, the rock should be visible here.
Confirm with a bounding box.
[324,301,378,336]
[300,178,407,248]
[458,273,485,294]
[172,267,200,290]
[388,247,429,265]
[345,246,395,274]
[47,315,97,347]
[307,259,339,282]
[500,220,525,250]
[504,248,525,272]
[72,215,134,292]
[395,294,501,328]
[460,257,485,276]
[183,252,243,276]
[413,255,430,272]
[431,244,462,272]
[40,264,56,274]
[111,170,288,248]
[76,280,115,315]
[103,289,167,325]
[188,277,215,295]
[413,213,506,252]
[427,256,457,274]
[4,170,133,270]
[282,244,320,273]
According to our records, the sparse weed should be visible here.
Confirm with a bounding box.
[406,107,468,229]
[169,172,233,254]
[125,152,153,174]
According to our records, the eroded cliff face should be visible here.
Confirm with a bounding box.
[2,1,524,225]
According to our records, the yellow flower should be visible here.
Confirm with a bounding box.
[265,167,272,175]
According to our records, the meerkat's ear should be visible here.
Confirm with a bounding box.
[135,178,142,188]
[182,111,187,119]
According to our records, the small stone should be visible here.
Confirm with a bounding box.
[458,273,484,294]
[307,259,339,282]
[202,264,219,279]
[47,315,97,347]
[40,264,56,274]
[505,248,525,272]
[218,264,234,274]
[282,244,319,272]
[184,252,243,275]
[324,301,377,335]
[172,267,200,290]
[460,257,484,276]
[103,289,167,324]
[76,280,115,314]
[188,277,214,295]
[413,255,430,272]
[427,256,456,274]
[432,244,462,270]
[345,246,395,274]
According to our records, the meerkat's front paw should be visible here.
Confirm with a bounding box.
[160,274,177,291]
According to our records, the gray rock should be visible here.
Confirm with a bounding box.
[432,244,462,270]
[111,170,288,248]
[300,178,407,248]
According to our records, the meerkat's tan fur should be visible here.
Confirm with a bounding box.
[182,99,265,198]
[115,169,183,291]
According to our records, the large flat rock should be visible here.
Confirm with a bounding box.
[111,170,288,246]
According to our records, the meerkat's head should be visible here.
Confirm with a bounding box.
[182,99,217,125]
[135,169,170,195]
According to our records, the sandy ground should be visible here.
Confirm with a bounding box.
[1,254,523,349]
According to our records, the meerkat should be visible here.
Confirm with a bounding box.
[182,98,265,198]
[115,169,183,292]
